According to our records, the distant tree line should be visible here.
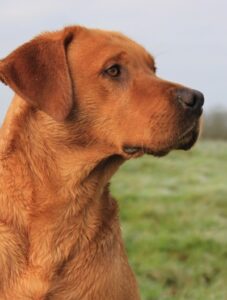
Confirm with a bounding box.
[202,110,227,140]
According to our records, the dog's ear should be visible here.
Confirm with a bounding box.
[0,29,75,121]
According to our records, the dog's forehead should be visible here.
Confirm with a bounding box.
[71,27,155,67]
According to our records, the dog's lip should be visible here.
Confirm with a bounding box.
[177,122,197,141]
[122,145,169,157]
[123,146,141,154]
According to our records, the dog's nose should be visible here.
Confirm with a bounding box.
[175,88,204,111]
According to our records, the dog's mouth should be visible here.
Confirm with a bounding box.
[122,122,200,158]
[122,146,169,158]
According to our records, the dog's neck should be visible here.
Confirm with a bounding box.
[1,95,124,226]
[0,96,134,297]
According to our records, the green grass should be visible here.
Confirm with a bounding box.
[111,140,227,300]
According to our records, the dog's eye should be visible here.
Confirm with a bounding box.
[105,64,121,78]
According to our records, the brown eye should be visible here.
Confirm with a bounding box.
[105,64,121,77]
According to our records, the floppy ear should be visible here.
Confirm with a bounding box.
[0,29,74,121]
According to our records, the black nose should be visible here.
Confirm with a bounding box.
[175,88,204,111]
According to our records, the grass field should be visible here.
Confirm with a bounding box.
[111,140,227,300]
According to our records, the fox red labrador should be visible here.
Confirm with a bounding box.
[0,26,204,299]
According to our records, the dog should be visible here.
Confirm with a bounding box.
[0,25,204,299]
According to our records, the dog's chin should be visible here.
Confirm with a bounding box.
[165,120,201,153]
[174,126,200,151]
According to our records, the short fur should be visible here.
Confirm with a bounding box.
[0,26,203,299]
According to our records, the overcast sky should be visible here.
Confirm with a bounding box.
[0,0,226,122]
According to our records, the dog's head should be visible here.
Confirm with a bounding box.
[0,26,204,158]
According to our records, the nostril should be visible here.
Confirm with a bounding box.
[177,94,196,108]
[176,88,204,110]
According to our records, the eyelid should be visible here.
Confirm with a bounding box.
[106,64,121,72]
[103,64,122,80]
[100,51,127,73]
[101,63,117,75]
[100,61,118,76]
[105,62,119,70]
[103,57,124,71]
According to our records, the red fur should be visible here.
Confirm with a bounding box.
[0,26,202,299]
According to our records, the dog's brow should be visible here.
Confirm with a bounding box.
[102,51,127,67]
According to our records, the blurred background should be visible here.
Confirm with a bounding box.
[0,1,227,299]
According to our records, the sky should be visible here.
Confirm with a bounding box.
[0,0,226,122]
